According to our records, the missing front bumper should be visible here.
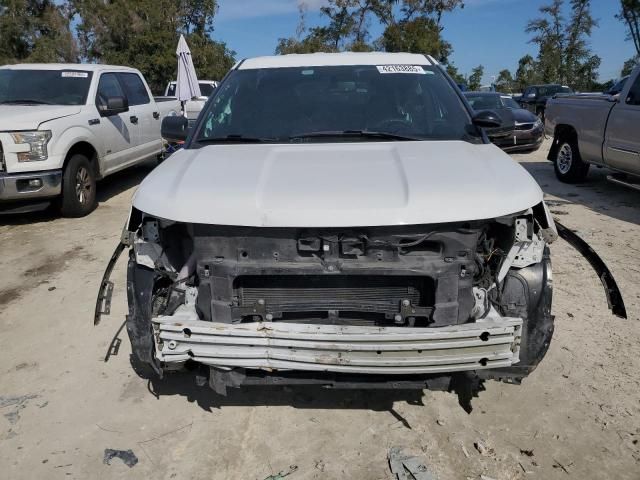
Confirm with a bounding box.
[153,313,522,375]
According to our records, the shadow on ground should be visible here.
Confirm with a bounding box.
[518,159,640,227]
[124,352,483,417]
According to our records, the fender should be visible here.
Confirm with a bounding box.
[555,221,627,319]
[46,123,105,171]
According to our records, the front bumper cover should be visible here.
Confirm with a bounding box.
[153,313,523,375]
[0,169,62,202]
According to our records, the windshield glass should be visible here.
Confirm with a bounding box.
[199,83,216,96]
[500,96,521,109]
[0,69,93,105]
[194,65,475,144]
[464,94,502,110]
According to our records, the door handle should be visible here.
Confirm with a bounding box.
[153,112,160,119]
[130,116,139,124]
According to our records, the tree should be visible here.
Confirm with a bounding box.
[276,0,464,64]
[381,17,452,60]
[71,0,235,93]
[622,56,639,75]
[525,0,601,90]
[515,54,538,92]
[617,0,640,56]
[445,63,465,84]
[0,0,78,64]
[495,69,515,93]
[467,65,484,91]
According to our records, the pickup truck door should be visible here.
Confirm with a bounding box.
[117,72,162,163]
[94,72,137,174]
[604,74,640,174]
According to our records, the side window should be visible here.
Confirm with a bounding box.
[118,73,150,106]
[96,73,125,111]
[625,76,640,106]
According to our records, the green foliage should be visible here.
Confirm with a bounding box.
[515,54,538,92]
[0,0,78,64]
[495,69,515,93]
[381,17,451,60]
[445,63,465,84]
[275,0,463,65]
[525,0,600,90]
[71,0,235,93]
[622,56,639,76]
[467,65,484,91]
[617,0,640,56]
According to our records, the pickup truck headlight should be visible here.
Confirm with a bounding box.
[534,119,543,129]
[10,130,52,162]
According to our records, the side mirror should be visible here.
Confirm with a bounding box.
[473,110,503,129]
[161,115,190,142]
[100,96,129,117]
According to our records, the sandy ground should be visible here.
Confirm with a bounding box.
[1,141,638,480]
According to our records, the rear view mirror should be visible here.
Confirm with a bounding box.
[472,110,503,129]
[162,115,190,142]
[100,96,129,117]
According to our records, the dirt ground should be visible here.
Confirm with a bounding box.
[1,140,639,480]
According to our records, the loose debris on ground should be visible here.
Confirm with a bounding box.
[103,449,139,468]
[388,447,437,480]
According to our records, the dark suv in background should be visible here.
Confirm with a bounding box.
[519,84,573,121]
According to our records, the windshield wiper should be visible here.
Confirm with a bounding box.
[289,130,423,141]
[0,99,53,105]
[197,134,279,144]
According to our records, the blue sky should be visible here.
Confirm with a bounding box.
[213,0,635,82]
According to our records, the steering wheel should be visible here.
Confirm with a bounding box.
[370,118,413,133]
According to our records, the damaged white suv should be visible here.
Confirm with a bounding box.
[96,53,625,395]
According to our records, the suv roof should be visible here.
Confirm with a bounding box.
[238,52,437,70]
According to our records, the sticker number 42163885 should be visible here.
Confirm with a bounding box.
[376,65,426,74]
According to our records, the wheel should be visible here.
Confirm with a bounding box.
[59,154,97,217]
[553,138,589,183]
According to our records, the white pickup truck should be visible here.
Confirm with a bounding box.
[0,64,180,216]
[164,80,219,126]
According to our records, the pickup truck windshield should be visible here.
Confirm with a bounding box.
[0,70,93,106]
[194,65,475,144]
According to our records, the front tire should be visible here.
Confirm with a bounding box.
[60,154,97,217]
[554,138,589,183]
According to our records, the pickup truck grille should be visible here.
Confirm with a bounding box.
[0,141,5,172]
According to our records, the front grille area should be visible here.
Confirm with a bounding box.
[193,224,482,327]
[515,123,535,131]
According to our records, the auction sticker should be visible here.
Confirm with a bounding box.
[376,65,425,74]
[61,71,88,78]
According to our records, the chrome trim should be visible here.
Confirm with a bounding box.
[0,170,62,201]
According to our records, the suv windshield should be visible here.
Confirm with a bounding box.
[0,69,93,105]
[194,65,476,144]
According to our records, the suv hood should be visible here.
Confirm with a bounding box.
[0,105,82,131]
[133,141,543,227]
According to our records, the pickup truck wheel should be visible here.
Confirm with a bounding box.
[554,140,589,183]
[60,154,97,217]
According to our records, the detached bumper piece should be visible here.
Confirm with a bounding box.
[153,315,522,375]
